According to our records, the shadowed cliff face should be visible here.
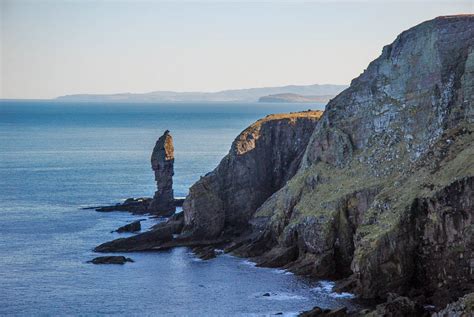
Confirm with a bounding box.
[238,15,474,305]
[182,111,323,239]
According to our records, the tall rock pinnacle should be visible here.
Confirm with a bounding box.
[149,130,175,216]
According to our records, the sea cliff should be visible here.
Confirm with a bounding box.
[233,15,474,310]
[232,15,474,313]
[95,15,474,315]
[182,111,323,239]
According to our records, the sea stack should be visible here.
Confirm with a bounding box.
[149,130,175,216]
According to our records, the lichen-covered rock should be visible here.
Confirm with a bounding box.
[182,111,323,239]
[149,130,175,216]
[362,293,422,317]
[411,176,474,306]
[232,15,474,305]
[433,292,474,317]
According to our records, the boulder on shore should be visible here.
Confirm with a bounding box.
[113,220,142,233]
[299,306,347,317]
[367,293,422,316]
[192,246,217,260]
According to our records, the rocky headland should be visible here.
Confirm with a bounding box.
[93,15,474,315]
[182,110,324,239]
[94,110,323,252]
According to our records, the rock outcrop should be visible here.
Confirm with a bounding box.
[433,292,474,317]
[192,246,217,260]
[91,198,151,214]
[113,220,142,233]
[182,111,323,239]
[149,130,175,216]
[363,293,422,317]
[87,256,134,265]
[88,197,184,214]
[299,306,348,317]
[95,224,174,252]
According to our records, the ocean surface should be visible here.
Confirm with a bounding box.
[0,101,358,316]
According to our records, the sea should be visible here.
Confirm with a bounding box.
[0,101,357,316]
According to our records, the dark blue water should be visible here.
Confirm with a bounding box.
[0,101,356,316]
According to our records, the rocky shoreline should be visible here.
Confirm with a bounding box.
[83,197,184,214]
[90,15,474,316]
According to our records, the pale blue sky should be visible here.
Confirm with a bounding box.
[1,0,473,99]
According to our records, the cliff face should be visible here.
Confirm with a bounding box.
[149,130,175,216]
[229,15,474,306]
[93,15,473,313]
[182,111,323,239]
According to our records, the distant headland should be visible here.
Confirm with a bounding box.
[54,84,348,103]
[258,93,336,103]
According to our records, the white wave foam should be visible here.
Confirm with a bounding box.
[329,292,355,299]
[241,259,256,267]
[312,281,334,292]
[260,292,306,301]
[312,281,355,299]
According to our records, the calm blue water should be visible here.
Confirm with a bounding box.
[0,101,356,316]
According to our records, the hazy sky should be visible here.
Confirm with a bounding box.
[1,0,473,99]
